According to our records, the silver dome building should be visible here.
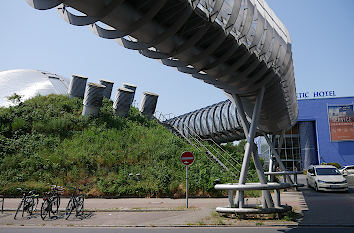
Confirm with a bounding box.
[0,69,69,107]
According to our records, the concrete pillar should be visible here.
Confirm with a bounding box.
[140,92,159,118]
[99,79,114,99]
[68,74,88,99]
[82,82,106,116]
[113,87,135,117]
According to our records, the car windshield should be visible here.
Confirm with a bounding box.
[316,168,341,175]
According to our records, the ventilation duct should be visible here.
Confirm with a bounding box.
[140,92,159,118]
[99,79,114,99]
[113,87,135,117]
[82,82,106,116]
[68,74,88,99]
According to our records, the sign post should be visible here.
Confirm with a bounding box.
[180,151,194,208]
[186,165,189,208]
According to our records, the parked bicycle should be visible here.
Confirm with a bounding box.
[40,185,63,220]
[14,188,39,219]
[65,187,84,219]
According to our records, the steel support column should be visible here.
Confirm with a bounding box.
[231,86,274,209]
[268,136,276,181]
[263,133,294,184]
[268,133,284,182]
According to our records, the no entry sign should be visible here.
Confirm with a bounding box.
[181,151,194,208]
[180,151,194,166]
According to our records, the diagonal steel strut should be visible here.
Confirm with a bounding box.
[263,133,294,184]
[230,86,274,209]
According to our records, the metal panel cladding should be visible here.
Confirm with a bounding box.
[166,100,246,143]
[0,69,69,107]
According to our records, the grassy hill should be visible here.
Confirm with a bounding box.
[0,94,255,197]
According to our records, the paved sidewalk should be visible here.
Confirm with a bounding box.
[0,191,305,227]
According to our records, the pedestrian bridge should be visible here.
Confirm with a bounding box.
[26,0,297,136]
[164,99,246,143]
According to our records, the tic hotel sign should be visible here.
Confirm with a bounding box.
[297,91,336,99]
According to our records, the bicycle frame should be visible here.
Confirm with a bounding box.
[65,187,84,219]
[40,185,62,220]
[14,189,38,220]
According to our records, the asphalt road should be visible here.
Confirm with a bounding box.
[297,175,354,226]
[1,227,354,233]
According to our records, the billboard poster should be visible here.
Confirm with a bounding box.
[327,104,354,141]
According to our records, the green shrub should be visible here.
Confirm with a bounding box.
[0,94,256,197]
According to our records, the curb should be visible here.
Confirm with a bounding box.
[1,208,190,213]
[3,223,354,228]
[0,223,300,228]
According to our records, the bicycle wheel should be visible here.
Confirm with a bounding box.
[51,196,60,215]
[57,195,61,210]
[65,198,74,220]
[27,197,35,216]
[14,199,23,220]
[75,195,84,217]
[40,200,50,220]
[33,196,39,212]
[22,197,30,218]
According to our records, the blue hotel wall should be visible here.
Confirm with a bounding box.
[298,97,354,167]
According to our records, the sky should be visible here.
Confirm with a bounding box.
[1,1,353,117]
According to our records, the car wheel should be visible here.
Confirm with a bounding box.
[306,179,310,187]
[314,182,319,192]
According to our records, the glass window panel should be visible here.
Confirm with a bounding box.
[195,111,202,133]
[207,107,216,134]
[189,114,197,136]
[183,115,191,137]
[222,102,231,130]
[228,102,237,129]
[201,110,210,136]
[214,104,223,131]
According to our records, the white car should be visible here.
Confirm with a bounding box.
[306,165,348,192]
[339,165,354,176]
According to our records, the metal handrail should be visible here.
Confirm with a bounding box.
[202,138,259,181]
[158,111,261,181]
[202,140,239,173]
[202,138,242,167]
[156,106,242,170]
[156,112,205,153]
[163,112,239,172]
[157,111,239,178]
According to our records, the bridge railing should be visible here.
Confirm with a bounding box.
[155,111,240,178]
[156,111,262,181]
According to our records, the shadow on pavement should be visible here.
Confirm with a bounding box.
[0,212,12,219]
[65,212,94,221]
[278,178,354,233]
[11,210,94,222]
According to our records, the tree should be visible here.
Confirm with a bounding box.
[7,93,23,105]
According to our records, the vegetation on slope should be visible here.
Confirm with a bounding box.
[0,94,256,197]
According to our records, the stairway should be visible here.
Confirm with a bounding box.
[156,112,240,179]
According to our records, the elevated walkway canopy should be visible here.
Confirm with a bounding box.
[26,0,298,134]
